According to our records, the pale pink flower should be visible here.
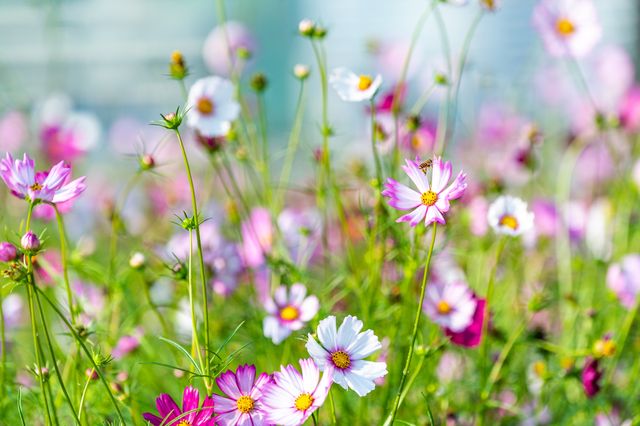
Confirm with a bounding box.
[424,280,477,332]
[263,284,319,345]
[607,254,640,309]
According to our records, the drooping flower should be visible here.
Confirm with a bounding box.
[423,281,477,332]
[445,297,486,348]
[329,68,382,102]
[263,284,319,345]
[0,153,86,205]
[241,207,273,268]
[212,364,271,425]
[306,315,387,396]
[488,195,535,237]
[382,156,467,227]
[187,76,240,137]
[581,357,602,398]
[532,0,601,58]
[607,254,640,310]
[142,386,215,426]
[261,358,333,426]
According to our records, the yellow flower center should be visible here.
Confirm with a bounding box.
[236,395,255,414]
[30,183,43,191]
[279,305,299,321]
[533,360,546,377]
[411,134,422,148]
[421,190,438,206]
[499,214,519,230]
[437,300,452,315]
[177,421,191,426]
[358,75,373,91]
[556,18,575,36]
[294,393,314,411]
[481,0,496,10]
[593,339,616,358]
[197,97,215,115]
[331,350,351,370]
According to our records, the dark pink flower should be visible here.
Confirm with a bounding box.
[0,242,17,262]
[212,364,271,425]
[620,86,640,132]
[445,297,486,348]
[143,386,215,426]
[581,357,602,398]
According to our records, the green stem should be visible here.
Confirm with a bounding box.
[0,291,5,390]
[53,206,76,325]
[606,298,639,384]
[384,223,438,425]
[77,368,93,422]
[188,229,205,374]
[481,320,527,400]
[257,93,272,203]
[328,389,338,425]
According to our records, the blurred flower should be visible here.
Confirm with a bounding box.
[400,118,437,157]
[488,195,534,237]
[2,294,24,329]
[293,64,310,80]
[480,0,500,11]
[203,21,255,76]
[298,19,316,37]
[129,252,146,269]
[187,76,240,137]
[595,409,632,426]
[112,328,143,360]
[532,0,601,58]
[0,110,27,153]
[468,196,489,236]
[20,231,40,252]
[329,68,382,102]
[593,335,616,358]
[607,254,640,310]
[240,207,273,268]
[143,386,215,425]
[168,50,188,80]
[585,198,613,261]
[263,284,319,345]
[383,156,467,227]
[212,364,270,425]
[0,153,87,205]
[0,242,17,262]
[424,280,477,332]
[531,199,558,238]
[445,296,486,348]
[262,358,333,425]
[436,351,465,384]
[620,86,640,132]
[72,281,106,321]
[581,357,602,398]
[306,315,387,396]
[277,208,321,266]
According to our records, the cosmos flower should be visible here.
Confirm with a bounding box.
[0,153,86,205]
[263,284,319,345]
[445,297,486,348]
[0,242,17,262]
[277,208,322,266]
[261,358,333,426]
[480,0,500,11]
[212,364,271,425]
[241,208,273,268]
[329,68,382,102]
[382,156,467,227]
[532,0,601,58]
[400,119,437,156]
[487,195,535,237]
[423,281,477,332]
[142,386,215,426]
[581,357,602,398]
[187,76,240,137]
[607,254,640,310]
[202,21,256,76]
[112,328,144,360]
[306,315,387,396]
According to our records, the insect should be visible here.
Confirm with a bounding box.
[419,159,432,174]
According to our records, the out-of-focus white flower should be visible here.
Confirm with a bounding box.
[329,68,382,102]
[187,76,240,137]
[488,195,535,237]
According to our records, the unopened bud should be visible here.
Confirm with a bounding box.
[250,73,268,92]
[293,64,310,80]
[21,231,40,252]
[0,242,18,262]
[129,252,146,269]
[298,19,315,37]
[140,154,155,171]
[169,50,188,80]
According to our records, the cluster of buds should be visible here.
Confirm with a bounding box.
[169,50,188,80]
[298,19,327,39]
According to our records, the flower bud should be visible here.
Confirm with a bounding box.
[313,26,328,39]
[293,64,310,80]
[250,73,268,92]
[236,46,252,60]
[0,242,18,262]
[140,154,155,171]
[298,19,315,37]
[86,368,99,381]
[169,50,188,80]
[21,231,40,252]
[196,132,226,153]
[129,252,146,269]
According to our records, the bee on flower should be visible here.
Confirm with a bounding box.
[329,68,382,102]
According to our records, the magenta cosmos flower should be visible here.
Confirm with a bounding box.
[382,156,467,227]
[532,0,601,58]
[0,153,86,205]
[212,364,271,425]
[263,284,319,345]
[143,386,214,425]
[261,359,333,426]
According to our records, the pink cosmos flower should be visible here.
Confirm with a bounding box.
[0,242,17,262]
[0,153,86,205]
[620,86,640,132]
[263,284,319,345]
[0,111,27,153]
[423,281,477,332]
[532,0,601,58]
[606,254,640,310]
[143,386,215,426]
[241,208,273,268]
[445,296,486,348]
[202,21,256,76]
[112,328,143,360]
[382,156,467,227]
[212,364,271,425]
[581,357,602,398]
[400,119,437,156]
[261,359,333,426]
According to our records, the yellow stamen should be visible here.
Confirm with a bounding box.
[481,0,496,10]
[30,183,42,191]
[294,393,314,411]
[421,190,438,206]
[533,360,546,377]
[499,214,519,230]
[556,18,575,36]
[437,300,452,315]
[177,421,191,426]
[197,97,214,115]
[331,350,351,370]
[236,395,255,414]
[279,305,299,321]
[358,75,373,91]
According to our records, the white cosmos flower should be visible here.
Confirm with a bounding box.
[487,195,534,237]
[306,315,387,397]
[329,68,382,102]
[186,76,240,137]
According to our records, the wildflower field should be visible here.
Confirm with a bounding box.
[1,0,640,424]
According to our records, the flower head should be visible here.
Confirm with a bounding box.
[264,284,319,345]
[424,281,477,332]
[0,153,86,205]
[445,297,486,348]
[187,76,240,137]
[581,357,602,398]
[0,242,17,262]
[607,254,640,310]
[262,358,333,426]
[532,0,601,58]
[306,315,387,396]
[382,156,467,227]
[203,22,255,76]
[142,386,215,426]
[329,68,382,102]
[488,195,535,237]
[212,364,271,425]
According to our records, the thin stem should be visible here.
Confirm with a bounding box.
[0,291,5,389]
[384,223,438,425]
[481,320,527,400]
[53,206,76,325]
[77,368,93,422]
[328,389,338,425]
[188,229,205,374]
[257,93,272,203]
[606,298,639,384]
